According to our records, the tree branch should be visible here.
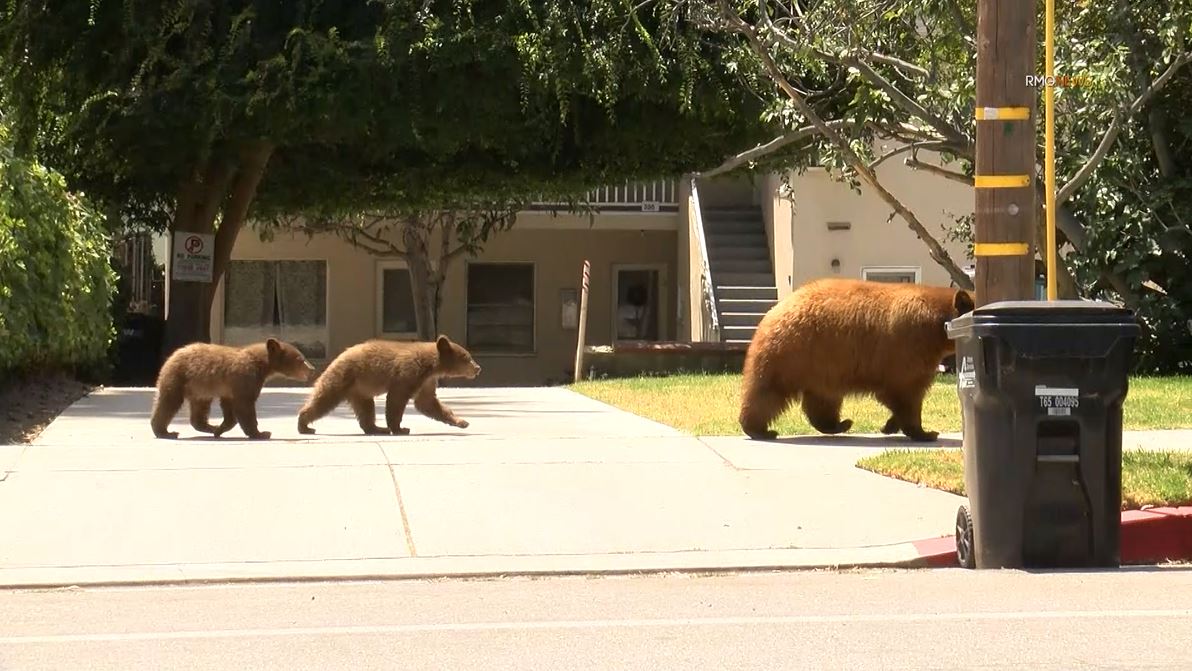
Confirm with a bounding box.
[904,157,973,186]
[869,141,955,171]
[173,164,205,233]
[750,3,963,147]
[867,52,930,79]
[339,218,407,257]
[340,229,403,257]
[1057,51,1192,204]
[716,0,972,289]
[695,120,852,178]
[844,54,972,152]
[210,140,274,284]
[1148,105,1178,179]
[442,243,472,264]
[194,157,236,234]
[946,0,975,44]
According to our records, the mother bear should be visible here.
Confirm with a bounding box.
[738,277,975,442]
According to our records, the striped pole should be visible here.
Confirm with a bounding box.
[573,260,591,383]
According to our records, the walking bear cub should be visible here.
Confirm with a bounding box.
[150,338,316,440]
[738,277,975,442]
[297,335,482,436]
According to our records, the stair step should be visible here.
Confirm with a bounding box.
[712,259,772,274]
[720,325,758,342]
[718,311,769,327]
[719,298,778,313]
[704,207,764,218]
[717,286,779,300]
[715,271,777,286]
[715,272,775,286]
[708,232,767,248]
[709,246,770,261]
[703,219,764,234]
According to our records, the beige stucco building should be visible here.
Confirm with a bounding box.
[201,151,976,385]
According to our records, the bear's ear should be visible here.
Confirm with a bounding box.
[953,290,975,316]
[436,335,451,355]
[265,338,281,356]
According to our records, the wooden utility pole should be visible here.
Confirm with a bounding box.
[973,0,1038,306]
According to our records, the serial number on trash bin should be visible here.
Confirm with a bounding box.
[1035,385,1079,415]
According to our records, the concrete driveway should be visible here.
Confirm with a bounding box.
[0,386,966,587]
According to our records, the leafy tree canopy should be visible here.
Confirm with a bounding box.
[0,0,775,224]
[0,0,780,352]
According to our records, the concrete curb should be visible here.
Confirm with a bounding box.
[909,507,1192,568]
[0,544,942,590]
[5,510,1185,589]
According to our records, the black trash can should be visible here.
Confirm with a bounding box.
[946,300,1141,570]
[113,312,165,386]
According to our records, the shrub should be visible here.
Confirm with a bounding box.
[0,129,117,380]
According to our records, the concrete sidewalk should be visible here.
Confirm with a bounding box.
[1,387,1187,588]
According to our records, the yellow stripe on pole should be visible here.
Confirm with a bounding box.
[1044,0,1058,300]
[973,242,1031,256]
[974,174,1031,188]
[975,107,1031,120]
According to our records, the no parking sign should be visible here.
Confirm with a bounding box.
[171,231,214,283]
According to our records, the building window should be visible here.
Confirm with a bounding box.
[223,259,328,359]
[613,265,664,341]
[466,262,535,353]
[861,266,921,284]
[377,261,418,338]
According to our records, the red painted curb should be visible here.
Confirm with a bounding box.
[912,507,1192,568]
[1120,506,1192,564]
[910,536,958,568]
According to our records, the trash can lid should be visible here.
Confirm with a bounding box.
[971,299,1133,316]
[946,299,1140,335]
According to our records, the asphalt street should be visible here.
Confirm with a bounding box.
[2,567,1190,670]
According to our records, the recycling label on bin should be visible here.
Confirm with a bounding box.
[1035,385,1079,416]
[958,356,976,389]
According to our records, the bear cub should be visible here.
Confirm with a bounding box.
[738,277,975,443]
[297,335,481,436]
[150,338,316,440]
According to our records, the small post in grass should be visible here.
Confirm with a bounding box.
[573,259,591,383]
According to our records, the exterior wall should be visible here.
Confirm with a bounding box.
[676,179,694,341]
[773,143,973,291]
[683,181,706,341]
[696,173,763,208]
[210,211,679,386]
[763,173,795,298]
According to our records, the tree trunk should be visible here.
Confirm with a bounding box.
[161,142,273,361]
[402,217,438,341]
[1148,105,1178,179]
[162,163,222,359]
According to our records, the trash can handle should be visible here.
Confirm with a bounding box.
[978,334,998,389]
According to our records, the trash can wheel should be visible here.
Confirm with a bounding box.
[955,505,975,569]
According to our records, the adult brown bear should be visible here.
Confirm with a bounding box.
[738,278,975,442]
[297,335,481,436]
[150,338,316,440]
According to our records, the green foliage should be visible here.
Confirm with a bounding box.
[703,0,1192,373]
[0,126,117,379]
[0,0,776,224]
[1053,1,1192,373]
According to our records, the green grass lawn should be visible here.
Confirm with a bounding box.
[569,373,1192,436]
[856,448,1192,509]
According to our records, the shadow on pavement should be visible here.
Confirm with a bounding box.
[751,435,963,449]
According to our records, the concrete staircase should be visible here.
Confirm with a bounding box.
[702,207,779,344]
